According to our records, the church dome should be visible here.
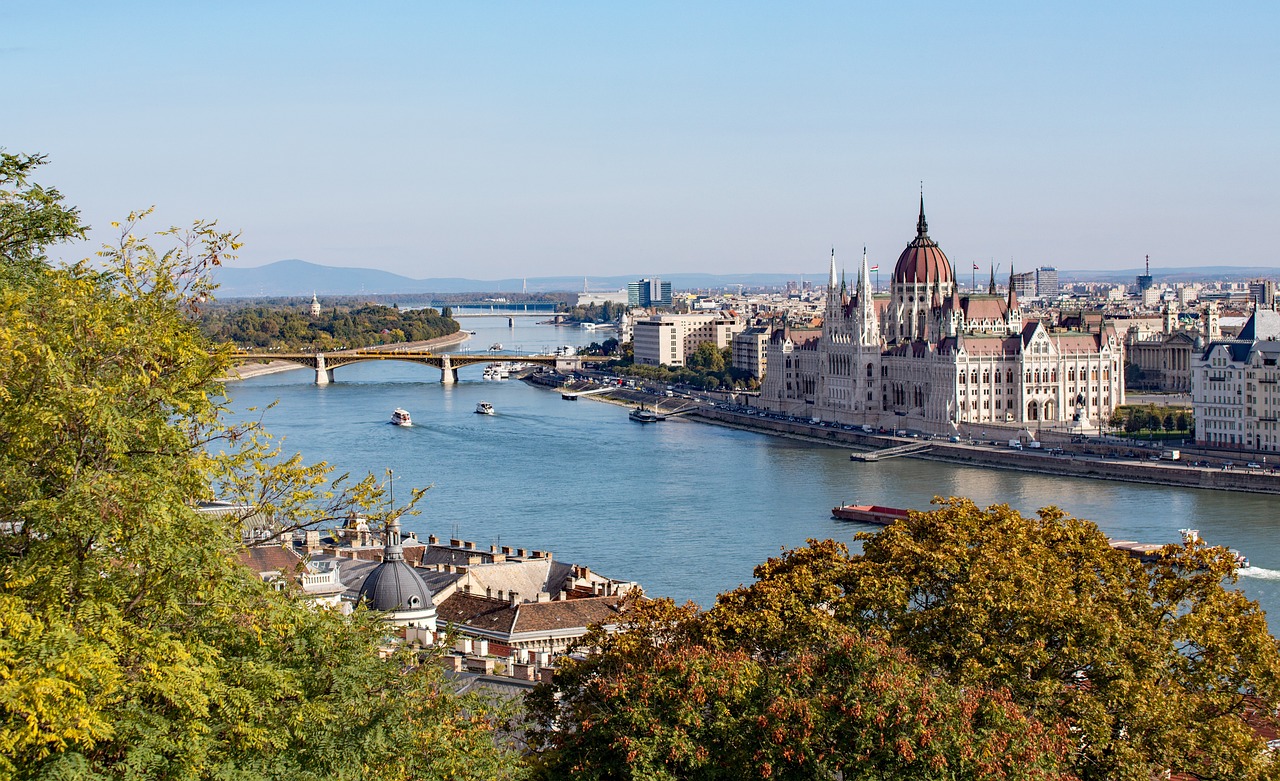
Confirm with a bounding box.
[358,558,434,612]
[892,197,953,286]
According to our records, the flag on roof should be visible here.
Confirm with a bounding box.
[973,263,980,269]
[869,264,879,271]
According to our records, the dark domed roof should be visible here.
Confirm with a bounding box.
[892,197,953,286]
[357,524,434,613]
[358,557,434,612]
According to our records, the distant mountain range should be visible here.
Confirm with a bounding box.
[211,259,1280,298]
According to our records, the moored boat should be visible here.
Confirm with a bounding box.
[475,401,495,415]
[830,504,910,525]
[390,408,412,426]
[629,407,661,423]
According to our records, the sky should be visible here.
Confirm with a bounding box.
[6,1,1278,281]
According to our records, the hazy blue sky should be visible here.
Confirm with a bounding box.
[6,2,1277,280]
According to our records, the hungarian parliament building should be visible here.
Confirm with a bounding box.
[759,201,1125,433]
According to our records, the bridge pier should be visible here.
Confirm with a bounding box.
[440,355,457,384]
[315,354,334,385]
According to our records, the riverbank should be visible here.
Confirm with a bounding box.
[220,330,472,382]
[692,407,1280,496]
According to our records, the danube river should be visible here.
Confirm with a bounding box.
[224,314,1280,627]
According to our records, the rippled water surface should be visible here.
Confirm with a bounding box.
[224,315,1280,628]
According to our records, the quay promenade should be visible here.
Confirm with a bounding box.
[691,407,1280,496]
[523,371,1280,496]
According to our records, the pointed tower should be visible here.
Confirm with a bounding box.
[947,284,964,337]
[1006,265,1022,332]
[856,245,880,347]
[988,265,997,296]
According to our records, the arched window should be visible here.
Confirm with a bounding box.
[1027,400,1039,420]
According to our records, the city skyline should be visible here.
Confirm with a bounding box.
[7,2,1277,278]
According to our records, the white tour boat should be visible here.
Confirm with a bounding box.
[475,401,495,415]
[390,408,412,426]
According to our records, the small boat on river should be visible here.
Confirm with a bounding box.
[629,407,661,423]
[830,504,910,525]
[475,401,495,415]
[390,408,412,427]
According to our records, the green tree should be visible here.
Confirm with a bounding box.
[713,499,1280,781]
[530,500,1280,781]
[0,152,85,281]
[0,161,521,779]
[687,341,725,373]
[1177,411,1189,431]
[527,596,1070,781]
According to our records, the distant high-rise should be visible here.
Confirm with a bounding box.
[1036,266,1059,299]
[1136,255,1154,295]
[1248,279,1276,310]
[627,278,672,308]
[1011,271,1037,300]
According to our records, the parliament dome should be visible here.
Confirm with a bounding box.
[892,197,953,286]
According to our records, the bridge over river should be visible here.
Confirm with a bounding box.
[230,349,604,385]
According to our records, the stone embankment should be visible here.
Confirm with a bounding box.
[522,371,1280,495]
[692,407,1280,496]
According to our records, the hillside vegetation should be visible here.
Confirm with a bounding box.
[199,303,459,350]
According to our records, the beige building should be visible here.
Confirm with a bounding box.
[633,313,745,367]
[760,201,1125,433]
[731,326,771,379]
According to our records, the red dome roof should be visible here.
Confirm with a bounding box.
[892,198,953,286]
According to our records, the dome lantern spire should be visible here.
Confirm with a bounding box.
[916,191,929,238]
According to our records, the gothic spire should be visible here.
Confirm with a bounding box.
[916,193,929,238]
[988,264,997,295]
[1007,263,1018,311]
[828,247,838,291]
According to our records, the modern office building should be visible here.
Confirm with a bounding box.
[627,278,673,309]
[633,313,744,367]
[1036,267,1059,299]
[1011,271,1037,300]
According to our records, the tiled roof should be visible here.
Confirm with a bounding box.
[236,545,302,576]
[512,596,625,634]
[959,296,1008,322]
[437,593,518,634]
[466,559,574,600]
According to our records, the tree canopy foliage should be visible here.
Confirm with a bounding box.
[557,301,627,324]
[199,302,459,350]
[529,498,1280,781]
[0,152,520,780]
[611,342,758,390]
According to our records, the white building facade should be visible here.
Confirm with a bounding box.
[633,313,745,367]
[1192,311,1280,451]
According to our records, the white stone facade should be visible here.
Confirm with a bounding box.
[760,204,1125,434]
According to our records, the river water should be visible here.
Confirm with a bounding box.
[223,314,1280,628]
